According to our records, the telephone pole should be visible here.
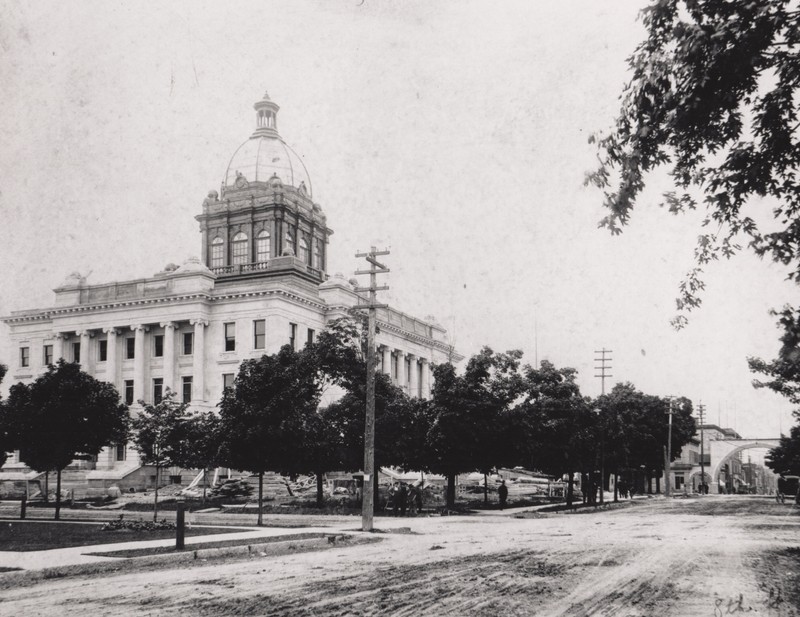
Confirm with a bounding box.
[354,246,389,532]
[697,402,706,495]
[594,348,613,395]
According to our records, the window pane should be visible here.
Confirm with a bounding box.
[73,342,81,364]
[307,329,315,346]
[223,373,235,390]
[116,443,126,462]
[232,232,248,265]
[154,335,164,357]
[224,322,236,352]
[256,231,270,262]
[44,345,53,366]
[124,380,134,405]
[153,378,163,404]
[99,340,108,362]
[20,347,29,367]
[285,231,295,255]
[254,320,265,349]
[126,338,135,359]
[211,237,224,268]
[183,332,193,355]
[299,237,310,264]
[289,323,297,350]
[182,376,193,403]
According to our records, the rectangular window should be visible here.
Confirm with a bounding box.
[223,373,235,390]
[153,378,163,404]
[43,344,53,366]
[125,337,135,360]
[182,376,193,403]
[224,322,236,352]
[289,323,297,350]
[124,380,134,405]
[253,319,265,349]
[307,329,315,346]
[182,332,193,355]
[73,342,81,364]
[115,443,126,462]
[98,339,108,362]
[153,334,164,357]
[20,347,29,368]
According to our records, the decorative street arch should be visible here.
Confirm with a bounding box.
[708,439,780,493]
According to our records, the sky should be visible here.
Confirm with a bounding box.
[0,0,798,441]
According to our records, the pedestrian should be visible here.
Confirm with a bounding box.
[414,483,423,514]
[390,482,400,515]
[498,480,508,510]
[397,482,408,516]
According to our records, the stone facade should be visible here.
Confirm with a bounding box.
[1,93,460,490]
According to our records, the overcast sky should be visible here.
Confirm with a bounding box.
[1,1,798,442]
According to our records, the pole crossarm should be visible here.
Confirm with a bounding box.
[354,268,390,276]
[354,303,389,310]
[354,286,389,293]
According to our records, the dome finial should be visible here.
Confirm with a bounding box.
[262,91,271,101]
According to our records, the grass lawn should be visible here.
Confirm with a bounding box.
[0,520,240,552]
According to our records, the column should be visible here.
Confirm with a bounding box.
[161,322,177,395]
[190,318,208,403]
[408,355,419,398]
[382,346,392,376]
[395,350,406,390]
[420,359,431,400]
[131,325,149,404]
[53,332,66,362]
[77,330,94,374]
[103,328,119,389]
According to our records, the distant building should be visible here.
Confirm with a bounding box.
[669,424,778,494]
[1,92,460,493]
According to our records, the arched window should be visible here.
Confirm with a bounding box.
[211,237,224,268]
[284,230,295,256]
[299,236,310,264]
[232,232,248,265]
[314,240,323,270]
[256,230,270,262]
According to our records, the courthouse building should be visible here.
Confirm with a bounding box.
[1,93,457,490]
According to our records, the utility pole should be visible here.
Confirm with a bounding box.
[697,402,706,495]
[354,246,389,532]
[594,348,613,395]
[665,397,675,498]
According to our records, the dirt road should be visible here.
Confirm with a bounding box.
[1,496,798,616]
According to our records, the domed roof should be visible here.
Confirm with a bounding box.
[223,92,313,198]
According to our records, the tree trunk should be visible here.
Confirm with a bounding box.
[446,474,456,509]
[44,472,49,503]
[202,468,207,503]
[483,473,488,506]
[613,470,619,503]
[373,472,380,511]
[647,471,652,494]
[54,468,62,521]
[153,464,160,522]
[316,470,324,508]
[655,474,661,494]
[257,471,264,526]
[566,472,574,508]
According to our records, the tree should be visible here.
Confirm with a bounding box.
[218,345,322,525]
[426,348,524,508]
[765,414,800,476]
[0,364,10,469]
[589,0,800,329]
[175,411,222,502]
[131,390,192,520]
[515,360,594,508]
[4,361,129,519]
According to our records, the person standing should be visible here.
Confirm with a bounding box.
[498,480,508,510]
[397,482,408,516]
